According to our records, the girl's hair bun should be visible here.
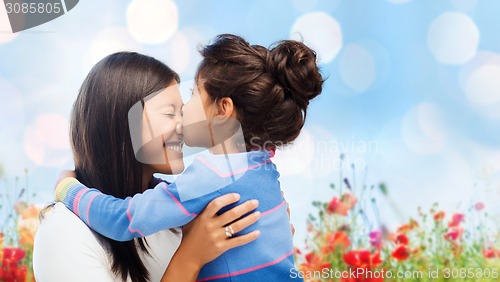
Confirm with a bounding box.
[266,40,323,110]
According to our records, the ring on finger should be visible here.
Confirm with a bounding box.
[225,225,235,238]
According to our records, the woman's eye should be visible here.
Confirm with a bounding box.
[164,113,176,118]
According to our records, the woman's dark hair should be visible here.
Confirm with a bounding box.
[196,34,324,149]
[70,52,179,282]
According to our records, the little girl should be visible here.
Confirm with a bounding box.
[56,34,323,281]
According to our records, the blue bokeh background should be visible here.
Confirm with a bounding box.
[1,0,500,247]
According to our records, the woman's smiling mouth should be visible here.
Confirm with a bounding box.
[164,142,183,152]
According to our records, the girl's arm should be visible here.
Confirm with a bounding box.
[55,175,227,241]
[162,193,262,282]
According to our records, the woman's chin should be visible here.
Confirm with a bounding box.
[149,161,185,176]
[170,164,185,174]
[165,160,185,175]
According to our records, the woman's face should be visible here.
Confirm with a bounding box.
[136,83,185,174]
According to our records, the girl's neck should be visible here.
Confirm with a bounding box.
[208,126,246,155]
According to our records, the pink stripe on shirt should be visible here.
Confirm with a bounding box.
[73,188,89,218]
[161,182,198,217]
[126,198,145,237]
[261,200,286,217]
[85,192,101,228]
[196,250,294,281]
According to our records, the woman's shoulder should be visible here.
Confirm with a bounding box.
[35,202,105,243]
[33,202,109,256]
[33,202,182,282]
[33,203,115,281]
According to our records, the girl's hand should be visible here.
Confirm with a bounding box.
[54,170,76,190]
[161,193,261,282]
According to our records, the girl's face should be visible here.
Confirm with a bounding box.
[136,83,185,174]
[181,81,217,148]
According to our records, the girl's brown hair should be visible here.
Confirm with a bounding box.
[196,34,324,149]
[70,52,179,282]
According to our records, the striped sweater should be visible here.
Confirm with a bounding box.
[55,150,303,281]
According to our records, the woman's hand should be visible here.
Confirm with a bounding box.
[161,193,261,282]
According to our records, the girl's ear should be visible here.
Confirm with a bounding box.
[214,97,236,124]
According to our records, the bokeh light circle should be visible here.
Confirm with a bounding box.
[127,0,178,44]
[427,12,479,65]
[273,129,314,177]
[290,12,342,63]
[460,51,500,119]
[24,125,45,166]
[35,114,70,150]
[401,102,447,154]
[339,44,376,93]
[85,27,142,71]
[165,32,191,75]
[23,113,71,167]
[464,64,500,105]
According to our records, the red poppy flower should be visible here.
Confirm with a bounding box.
[394,233,409,245]
[322,231,351,254]
[433,211,445,221]
[343,249,382,269]
[294,247,302,255]
[448,213,464,228]
[391,244,410,261]
[474,202,485,211]
[342,193,358,207]
[483,248,500,259]
[444,227,463,241]
[327,193,358,216]
[0,248,27,282]
[0,264,27,281]
[327,197,349,215]
[2,247,26,262]
[396,224,411,234]
[300,252,331,273]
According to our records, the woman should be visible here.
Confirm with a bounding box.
[33,52,261,282]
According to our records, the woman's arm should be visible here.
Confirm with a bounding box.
[162,193,261,282]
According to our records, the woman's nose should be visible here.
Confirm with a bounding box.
[175,122,183,135]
